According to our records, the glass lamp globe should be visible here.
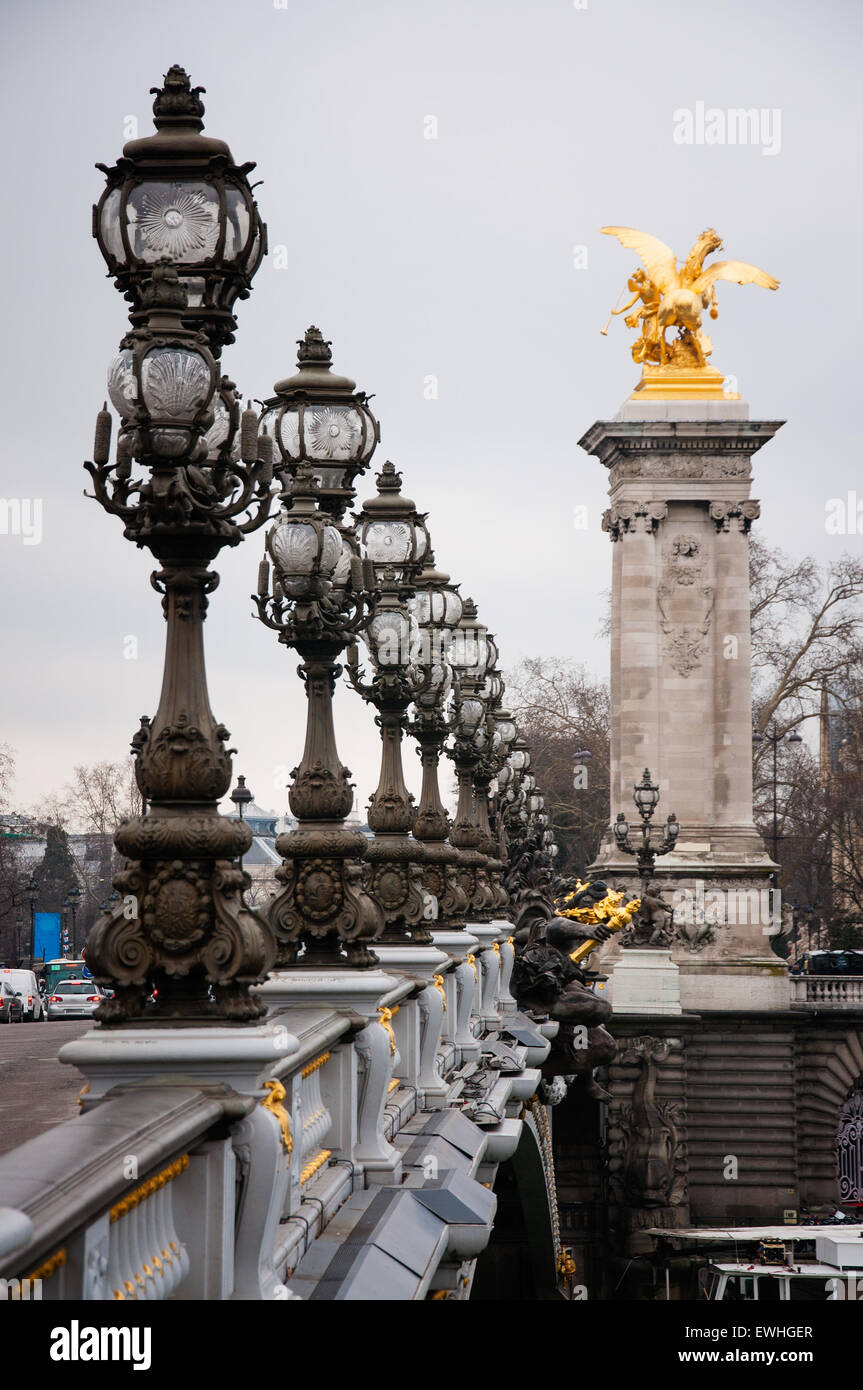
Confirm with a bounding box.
[266,469,342,598]
[106,271,218,458]
[633,769,660,820]
[366,604,413,668]
[449,597,489,680]
[411,555,463,636]
[494,711,517,746]
[458,697,486,734]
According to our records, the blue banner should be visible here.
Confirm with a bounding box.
[33,911,61,962]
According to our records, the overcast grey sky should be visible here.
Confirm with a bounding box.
[0,0,859,819]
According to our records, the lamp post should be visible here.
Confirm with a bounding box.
[446,599,498,920]
[406,550,470,930]
[347,462,433,945]
[230,774,254,874]
[83,70,277,1025]
[612,768,680,944]
[25,875,38,967]
[753,721,803,871]
[67,885,82,954]
[253,330,382,970]
[573,749,592,879]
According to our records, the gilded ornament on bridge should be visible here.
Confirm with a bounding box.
[601,226,778,400]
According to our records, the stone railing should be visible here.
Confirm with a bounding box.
[0,918,560,1302]
[791,975,863,1008]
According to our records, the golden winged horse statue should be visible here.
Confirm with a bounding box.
[601,227,778,372]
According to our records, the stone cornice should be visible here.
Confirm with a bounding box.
[579,419,784,470]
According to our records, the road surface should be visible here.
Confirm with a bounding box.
[0,1019,91,1155]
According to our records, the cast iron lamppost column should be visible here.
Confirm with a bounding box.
[348,462,432,945]
[84,70,276,1024]
[753,721,803,872]
[65,885,82,956]
[473,665,516,917]
[406,550,470,931]
[254,465,381,967]
[230,774,254,874]
[85,265,276,1022]
[613,768,680,946]
[253,328,381,968]
[447,599,497,920]
[25,875,38,967]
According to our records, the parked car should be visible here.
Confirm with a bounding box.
[46,980,103,1020]
[0,968,45,1021]
[0,981,24,1024]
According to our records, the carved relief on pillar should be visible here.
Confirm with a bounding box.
[601,499,667,541]
[607,1036,687,1209]
[608,449,752,489]
[657,534,714,678]
[709,500,761,533]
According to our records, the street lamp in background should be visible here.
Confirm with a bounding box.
[613,769,680,943]
[25,875,38,967]
[62,885,82,957]
[573,749,592,879]
[752,721,804,873]
[253,330,382,969]
[230,774,254,874]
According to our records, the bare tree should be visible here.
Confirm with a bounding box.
[750,537,863,739]
[504,659,610,879]
[64,760,142,836]
[748,535,863,927]
[0,746,25,962]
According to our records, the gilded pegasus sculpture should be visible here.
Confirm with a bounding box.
[601,226,778,372]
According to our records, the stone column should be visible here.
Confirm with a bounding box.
[579,398,786,1004]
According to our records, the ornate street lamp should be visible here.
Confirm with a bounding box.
[93,65,266,353]
[230,774,254,874]
[253,375,382,968]
[613,768,679,945]
[84,170,276,1023]
[346,463,433,945]
[447,599,497,918]
[64,885,82,956]
[25,874,38,967]
[752,721,803,870]
[405,550,469,930]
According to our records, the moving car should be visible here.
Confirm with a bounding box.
[0,967,45,1021]
[46,980,103,1020]
[0,981,24,1024]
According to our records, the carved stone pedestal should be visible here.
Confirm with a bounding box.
[60,1022,299,1100]
[255,968,398,1020]
[609,948,682,1016]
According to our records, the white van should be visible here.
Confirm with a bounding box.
[0,968,45,1022]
